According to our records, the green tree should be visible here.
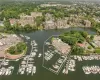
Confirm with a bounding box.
[71,45,84,55]
[4,19,11,30]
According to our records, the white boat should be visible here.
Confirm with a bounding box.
[3,62,9,66]
[31,52,36,57]
[58,59,63,63]
[20,34,24,38]
[25,36,30,40]
[33,66,36,74]
[34,43,37,46]
[6,60,9,62]
[28,58,34,61]
[5,70,9,75]
[85,71,91,74]
[34,49,38,52]
[21,71,24,75]
[53,65,59,69]
[18,68,22,73]
[45,42,50,45]
[38,53,42,58]
[62,69,68,74]
[21,61,26,64]
[0,71,2,75]
[16,59,19,61]
[45,52,49,55]
[8,71,12,75]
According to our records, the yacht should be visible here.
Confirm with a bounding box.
[25,36,30,40]
[31,52,36,57]
[20,34,24,38]
[5,70,9,75]
[34,49,38,52]
[38,53,42,58]
[0,70,2,75]
[21,71,24,75]
[33,66,36,74]
[45,42,50,45]
[53,65,59,69]
[8,71,12,75]
[65,69,68,74]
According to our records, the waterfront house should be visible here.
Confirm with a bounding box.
[9,12,42,26]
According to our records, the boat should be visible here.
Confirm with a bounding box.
[20,34,24,38]
[16,59,19,61]
[21,71,24,75]
[34,49,38,52]
[33,66,36,74]
[34,43,37,46]
[31,52,36,57]
[58,59,63,63]
[8,70,12,75]
[0,70,2,75]
[5,70,9,75]
[45,42,50,45]
[25,36,30,40]
[38,53,42,58]
[62,68,68,74]
[53,65,59,69]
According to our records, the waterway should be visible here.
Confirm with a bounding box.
[1,27,100,80]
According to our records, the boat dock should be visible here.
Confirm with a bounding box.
[82,65,100,74]
[17,40,37,75]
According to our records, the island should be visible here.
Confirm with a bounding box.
[0,33,27,60]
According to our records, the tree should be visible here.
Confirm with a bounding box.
[90,35,94,40]
[35,16,44,27]
[81,31,88,38]
[4,19,11,30]
[71,45,84,55]
[24,24,33,32]
[59,36,77,46]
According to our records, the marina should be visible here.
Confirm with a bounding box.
[62,59,76,74]
[43,36,72,75]
[70,55,100,61]
[82,66,100,74]
[0,28,99,80]
[17,40,37,75]
[0,66,14,76]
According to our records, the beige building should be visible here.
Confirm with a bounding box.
[52,38,71,55]
[55,18,70,29]
[44,13,70,29]
[9,12,42,26]
[84,20,91,27]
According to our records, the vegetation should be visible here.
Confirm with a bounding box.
[71,45,84,55]
[59,31,87,55]
[35,16,45,27]
[0,1,100,33]
[59,31,86,46]
[95,22,100,34]
[0,2,39,20]
[7,42,27,55]
[94,49,100,54]
[3,20,38,33]
[87,46,92,49]
[59,31,100,55]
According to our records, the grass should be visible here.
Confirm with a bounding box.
[7,42,27,55]
[94,48,100,54]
